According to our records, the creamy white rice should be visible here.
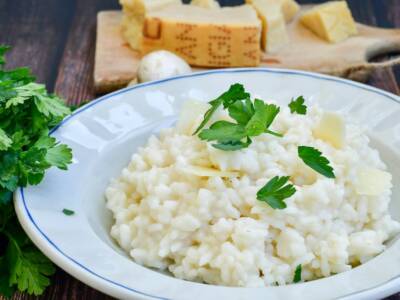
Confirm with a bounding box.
[105,100,400,287]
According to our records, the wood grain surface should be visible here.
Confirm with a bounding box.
[0,0,399,299]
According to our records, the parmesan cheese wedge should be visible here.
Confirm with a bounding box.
[249,0,289,53]
[120,0,181,50]
[300,1,358,43]
[176,100,210,135]
[313,112,345,148]
[280,0,300,22]
[355,168,392,196]
[142,4,262,67]
[246,0,300,22]
[191,0,220,9]
[183,165,240,178]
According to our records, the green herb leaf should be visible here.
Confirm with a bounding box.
[0,153,19,191]
[257,176,296,209]
[193,84,249,134]
[245,99,280,136]
[220,83,251,109]
[6,83,44,108]
[18,147,49,186]
[228,98,254,125]
[35,136,73,170]
[0,256,16,298]
[293,264,302,283]
[298,146,335,178]
[0,45,11,67]
[0,188,13,205]
[198,121,247,143]
[46,144,73,170]
[289,96,307,115]
[62,209,75,216]
[6,234,56,295]
[213,137,252,151]
[0,128,12,151]
[34,93,71,118]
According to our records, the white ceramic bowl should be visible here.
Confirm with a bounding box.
[15,68,400,300]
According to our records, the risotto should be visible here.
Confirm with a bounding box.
[106,88,399,287]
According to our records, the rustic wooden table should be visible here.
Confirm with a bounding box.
[0,0,399,299]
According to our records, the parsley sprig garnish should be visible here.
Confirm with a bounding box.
[289,96,307,115]
[257,176,296,209]
[193,83,250,134]
[195,85,281,150]
[298,146,335,178]
[293,264,302,283]
[194,85,337,209]
[0,45,73,298]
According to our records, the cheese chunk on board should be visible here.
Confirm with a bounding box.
[280,0,300,22]
[141,4,262,67]
[246,0,300,23]
[300,1,358,43]
[191,0,220,9]
[120,0,181,50]
[249,0,289,53]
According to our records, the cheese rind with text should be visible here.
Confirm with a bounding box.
[141,4,262,67]
[300,1,358,43]
[120,0,181,50]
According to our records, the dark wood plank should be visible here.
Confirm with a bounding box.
[367,0,400,96]
[0,0,75,90]
[54,0,119,106]
[7,269,114,300]
[383,0,400,91]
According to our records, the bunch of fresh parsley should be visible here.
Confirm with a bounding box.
[0,45,73,298]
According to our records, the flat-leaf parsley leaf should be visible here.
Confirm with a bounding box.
[298,146,335,178]
[293,264,302,283]
[198,121,247,143]
[228,98,254,125]
[245,99,280,136]
[257,176,296,209]
[6,235,56,295]
[289,96,307,115]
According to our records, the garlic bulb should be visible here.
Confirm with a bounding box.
[137,50,192,83]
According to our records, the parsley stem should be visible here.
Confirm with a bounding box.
[265,129,283,138]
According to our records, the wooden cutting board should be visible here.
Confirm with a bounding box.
[94,9,400,94]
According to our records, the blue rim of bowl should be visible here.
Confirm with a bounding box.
[16,68,400,300]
